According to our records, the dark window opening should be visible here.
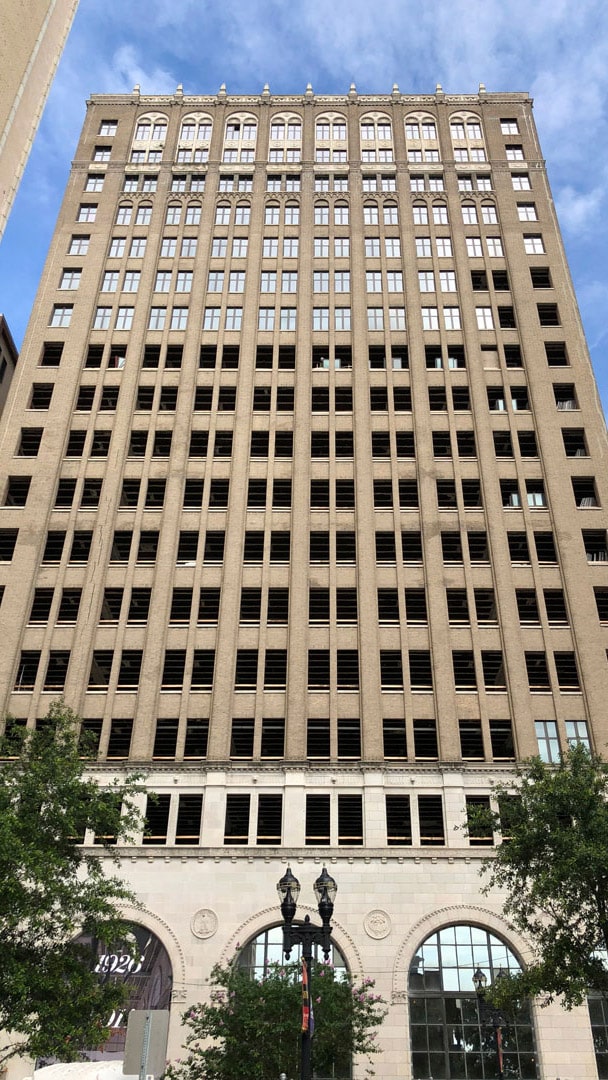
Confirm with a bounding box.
[165,345,183,369]
[153,719,179,759]
[142,345,161,369]
[307,720,330,759]
[380,651,403,689]
[184,719,209,758]
[55,478,76,505]
[447,589,469,623]
[386,795,412,846]
[441,532,463,563]
[176,794,203,845]
[406,588,427,624]
[41,341,64,366]
[117,650,142,688]
[437,481,457,509]
[257,794,282,845]
[199,345,216,369]
[525,652,551,691]
[127,588,150,623]
[306,794,330,845]
[538,303,560,326]
[414,717,438,760]
[383,718,407,759]
[264,649,287,689]
[191,650,216,690]
[418,795,445,845]
[534,531,558,563]
[482,650,506,690]
[408,648,431,691]
[459,721,484,759]
[204,532,224,562]
[516,589,539,624]
[554,651,580,690]
[143,795,171,845]
[544,589,568,625]
[338,719,361,758]
[266,587,289,623]
[261,718,285,758]
[224,794,250,844]
[504,344,523,368]
[162,650,186,689]
[545,342,568,366]
[490,719,514,759]
[231,717,254,756]
[453,651,477,690]
[107,719,133,759]
[338,794,363,846]
[89,650,113,688]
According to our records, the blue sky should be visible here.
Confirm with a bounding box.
[1,0,608,410]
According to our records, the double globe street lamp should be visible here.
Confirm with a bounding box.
[276,866,338,1080]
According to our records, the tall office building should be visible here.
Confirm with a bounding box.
[0,86,607,1079]
[0,0,79,239]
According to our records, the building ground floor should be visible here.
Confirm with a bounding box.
[4,849,600,1080]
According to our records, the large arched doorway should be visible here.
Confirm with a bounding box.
[75,922,173,1062]
[408,923,538,1078]
[235,924,351,1078]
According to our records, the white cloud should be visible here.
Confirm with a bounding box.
[555,185,605,234]
[98,45,176,95]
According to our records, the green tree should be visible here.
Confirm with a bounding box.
[470,743,608,1009]
[163,958,387,1080]
[0,702,144,1067]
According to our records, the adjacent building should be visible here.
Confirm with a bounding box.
[0,0,79,239]
[0,314,18,414]
[1,86,607,1079]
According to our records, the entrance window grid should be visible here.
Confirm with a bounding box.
[409,924,537,1080]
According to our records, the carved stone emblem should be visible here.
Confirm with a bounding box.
[191,908,218,939]
[363,909,391,939]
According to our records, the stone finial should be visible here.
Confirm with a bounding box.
[132,84,140,97]
[305,82,314,97]
[175,84,183,98]
[218,82,227,99]
[262,83,270,97]
[479,82,487,95]
[435,82,444,94]
[348,81,357,96]
[392,83,400,97]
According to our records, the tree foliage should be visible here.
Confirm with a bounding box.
[163,958,387,1080]
[471,744,608,1009]
[0,702,144,1066]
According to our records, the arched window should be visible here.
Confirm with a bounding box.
[236,924,348,980]
[409,923,538,1079]
[74,922,173,1062]
[116,203,132,225]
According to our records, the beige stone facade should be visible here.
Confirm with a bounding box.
[0,88,607,1079]
[0,0,79,238]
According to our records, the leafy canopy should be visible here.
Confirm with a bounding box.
[163,958,387,1080]
[472,744,608,1009]
[0,702,143,1066]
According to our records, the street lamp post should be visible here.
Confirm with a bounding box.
[276,866,338,1080]
[473,967,507,1080]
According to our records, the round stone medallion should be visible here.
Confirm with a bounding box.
[191,908,218,939]
[363,909,392,939]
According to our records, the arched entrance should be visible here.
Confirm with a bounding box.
[409,923,538,1078]
[74,922,172,1062]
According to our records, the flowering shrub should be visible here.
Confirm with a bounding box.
[163,958,387,1080]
